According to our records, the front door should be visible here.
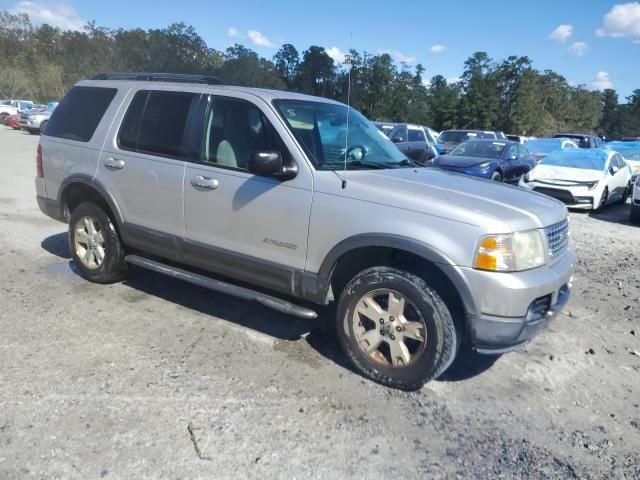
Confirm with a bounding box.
[182,94,313,294]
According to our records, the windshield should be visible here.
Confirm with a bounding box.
[541,152,606,170]
[274,100,408,170]
[449,140,506,159]
[526,139,565,155]
[438,131,477,143]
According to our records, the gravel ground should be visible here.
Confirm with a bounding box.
[0,126,639,479]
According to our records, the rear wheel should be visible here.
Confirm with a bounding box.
[0,113,8,124]
[490,171,502,182]
[336,266,457,390]
[618,183,631,204]
[69,202,127,283]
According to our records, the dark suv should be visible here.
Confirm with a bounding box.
[388,123,438,164]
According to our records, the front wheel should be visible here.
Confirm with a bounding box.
[630,204,640,224]
[490,171,502,182]
[595,187,609,211]
[336,267,457,390]
[39,120,47,134]
[69,202,127,283]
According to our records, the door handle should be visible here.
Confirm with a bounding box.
[191,175,219,190]
[104,157,125,170]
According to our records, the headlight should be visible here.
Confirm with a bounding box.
[474,162,491,170]
[586,181,599,190]
[474,230,545,272]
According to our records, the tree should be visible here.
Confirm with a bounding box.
[458,52,500,129]
[296,46,335,97]
[598,89,620,139]
[273,43,299,88]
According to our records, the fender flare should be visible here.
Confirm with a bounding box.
[317,233,479,316]
[58,174,124,227]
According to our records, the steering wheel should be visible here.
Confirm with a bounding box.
[346,145,367,161]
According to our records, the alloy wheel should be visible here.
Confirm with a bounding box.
[74,216,106,270]
[352,288,427,368]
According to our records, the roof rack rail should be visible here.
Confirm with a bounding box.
[90,72,225,85]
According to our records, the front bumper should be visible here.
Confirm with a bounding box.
[463,250,575,353]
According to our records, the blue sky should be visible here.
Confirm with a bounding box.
[3,0,639,98]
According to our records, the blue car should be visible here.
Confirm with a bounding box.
[433,139,535,183]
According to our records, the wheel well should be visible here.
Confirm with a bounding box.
[61,183,116,226]
[330,247,466,335]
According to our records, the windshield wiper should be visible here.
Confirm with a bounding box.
[323,160,390,170]
[395,158,423,167]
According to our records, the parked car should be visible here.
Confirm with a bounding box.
[434,139,535,183]
[437,129,498,154]
[0,100,34,123]
[4,113,21,129]
[19,102,57,134]
[525,138,579,163]
[36,72,574,390]
[373,121,395,136]
[553,133,601,149]
[520,149,632,210]
[388,123,438,164]
[603,141,640,182]
[631,175,640,223]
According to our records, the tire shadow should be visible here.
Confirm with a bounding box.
[438,347,501,382]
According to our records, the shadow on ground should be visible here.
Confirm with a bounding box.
[40,231,496,385]
[586,199,636,226]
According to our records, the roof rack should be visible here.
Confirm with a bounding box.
[91,72,225,85]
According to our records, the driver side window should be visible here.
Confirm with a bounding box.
[507,145,518,159]
[200,96,288,170]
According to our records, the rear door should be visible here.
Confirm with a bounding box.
[407,126,430,162]
[182,93,313,293]
[503,144,520,181]
[388,125,410,157]
[97,88,200,261]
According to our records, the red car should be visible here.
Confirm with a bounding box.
[4,113,20,129]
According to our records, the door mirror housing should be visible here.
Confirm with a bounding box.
[509,155,517,161]
[391,136,403,144]
[248,150,297,180]
[609,165,619,175]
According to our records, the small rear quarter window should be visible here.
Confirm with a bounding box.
[44,86,117,142]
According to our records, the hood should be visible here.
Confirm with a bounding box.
[319,168,566,232]
[529,164,605,183]
[436,154,493,169]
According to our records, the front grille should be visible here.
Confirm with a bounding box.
[533,187,575,204]
[545,219,569,258]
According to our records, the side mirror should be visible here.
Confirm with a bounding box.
[391,136,403,143]
[509,155,517,161]
[248,150,297,180]
[609,166,619,175]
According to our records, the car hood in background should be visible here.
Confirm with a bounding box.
[529,164,605,183]
[436,155,493,168]
[319,167,566,232]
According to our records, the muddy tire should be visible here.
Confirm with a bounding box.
[336,267,457,390]
[68,202,127,283]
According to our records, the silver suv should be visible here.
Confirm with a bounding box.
[35,73,575,390]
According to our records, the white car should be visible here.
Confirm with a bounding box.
[520,149,632,211]
[631,175,640,223]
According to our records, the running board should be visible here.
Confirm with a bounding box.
[125,255,318,320]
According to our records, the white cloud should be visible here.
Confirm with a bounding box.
[379,49,416,64]
[548,24,573,42]
[446,76,461,84]
[596,2,640,43]
[9,1,85,31]
[247,30,277,48]
[591,71,613,90]
[568,41,588,56]
[429,44,447,54]
[326,46,346,64]
[227,27,241,38]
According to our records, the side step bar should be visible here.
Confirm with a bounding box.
[125,255,318,320]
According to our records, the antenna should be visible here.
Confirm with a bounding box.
[342,35,353,189]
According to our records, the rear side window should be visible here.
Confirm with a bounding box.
[389,125,408,142]
[118,90,196,158]
[45,86,117,142]
[408,129,425,142]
